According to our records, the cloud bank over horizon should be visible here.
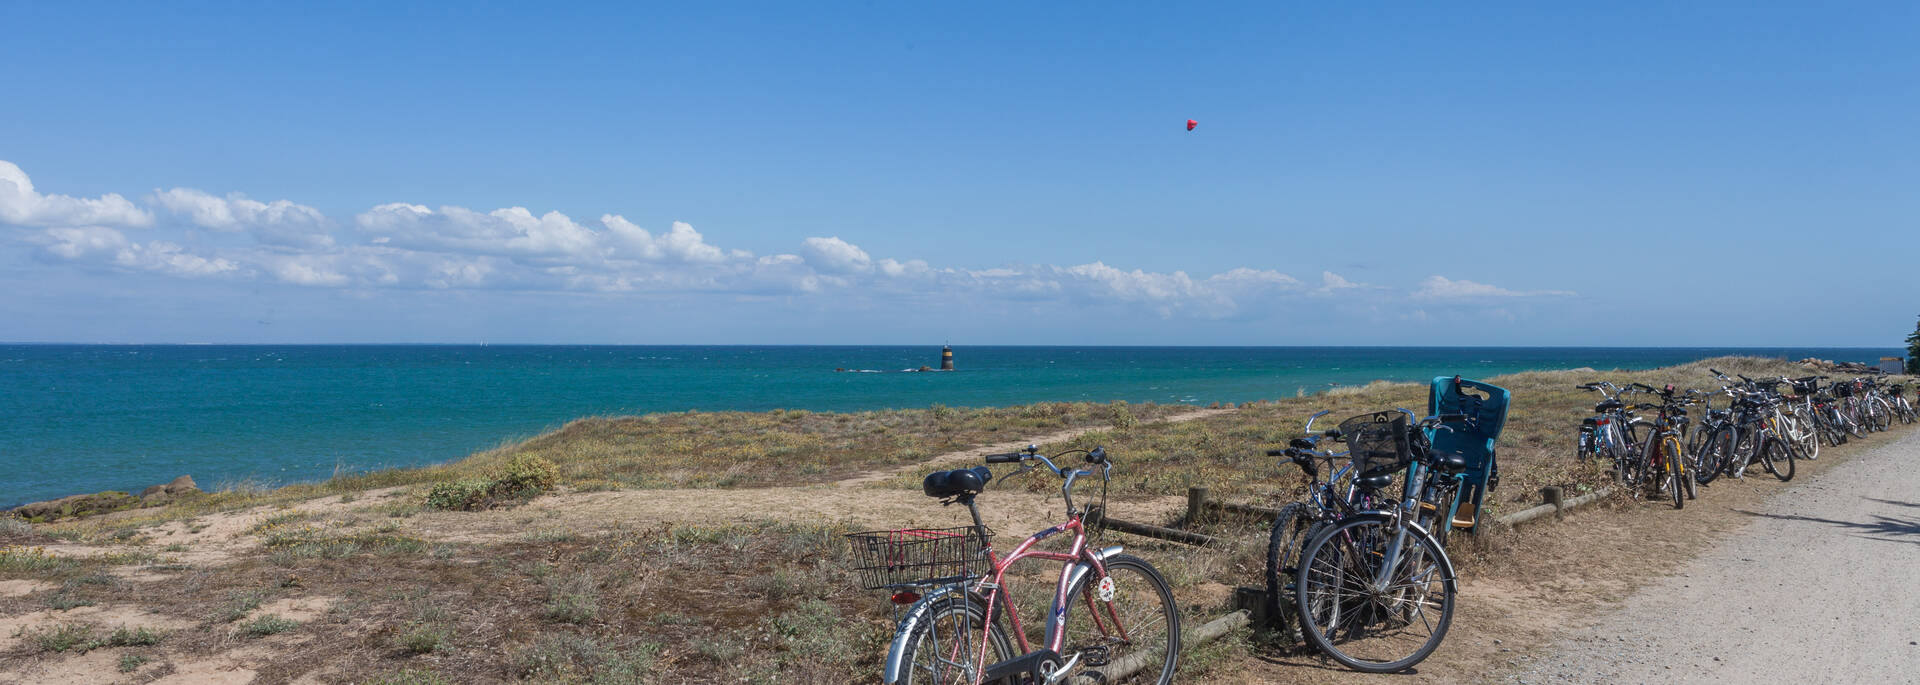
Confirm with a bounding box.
[1,160,1578,336]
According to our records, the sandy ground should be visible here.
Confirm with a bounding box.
[1505,426,1920,684]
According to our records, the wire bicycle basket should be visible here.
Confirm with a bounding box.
[1339,411,1413,479]
[845,525,993,590]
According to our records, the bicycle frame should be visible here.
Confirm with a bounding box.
[973,518,1114,669]
[883,450,1142,685]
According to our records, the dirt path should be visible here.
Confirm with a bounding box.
[405,407,1225,543]
[1505,426,1920,683]
[1205,423,1920,685]
[833,407,1225,488]
[28,407,1227,572]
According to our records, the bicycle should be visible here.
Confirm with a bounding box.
[857,445,1180,685]
[1890,382,1916,424]
[1289,410,1463,673]
[1575,381,1642,476]
[1264,410,1364,647]
[1621,383,1697,508]
[1788,375,1846,449]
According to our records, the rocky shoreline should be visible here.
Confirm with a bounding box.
[5,475,201,523]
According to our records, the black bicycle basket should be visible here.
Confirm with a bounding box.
[1339,411,1413,479]
[845,525,993,590]
[1792,379,1819,396]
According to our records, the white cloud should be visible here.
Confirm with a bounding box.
[265,256,350,287]
[800,236,873,274]
[33,226,240,278]
[1415,275,1575,299]
[38,226,129,259]
[119,241,242,278]
[19,160,1572,323]
[0,161,152,228]
[151,187,333,248]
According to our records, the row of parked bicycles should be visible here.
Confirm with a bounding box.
[848,376,1511,683]
[844,369,1911,683]
[1575,369,1916,508]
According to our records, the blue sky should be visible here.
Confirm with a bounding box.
[2,2,1914,345]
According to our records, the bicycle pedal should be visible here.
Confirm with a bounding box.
[1079,645,1112,667]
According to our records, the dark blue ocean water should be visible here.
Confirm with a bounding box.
[0,345,1899,506]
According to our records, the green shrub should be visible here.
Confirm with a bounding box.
[28,623,96,653]
[107,626,165,646]
[424,480,492,511]
[245,614,298,637]
[425,455,558,511]
[494,455,558,495]
[397,622,452,654]
[366,668,453,685]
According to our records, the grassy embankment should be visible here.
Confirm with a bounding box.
[0,357,1912,684]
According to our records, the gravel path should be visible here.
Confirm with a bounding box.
[1507,427,1920,683]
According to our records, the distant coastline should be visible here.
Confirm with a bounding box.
[2,345,1901,507]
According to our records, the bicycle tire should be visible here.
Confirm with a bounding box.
[1060,554,1181,685]
[1672,437,1696,501]
[1692,425,1725,486]
[895,594,1015,685]
[1730,425,1760,479]
[1294,513,1455,673]
[1766,439,1796,482]
[1664,439,1684,509]
[1815,408,1841,446]
[1787,411,1818,460]
[1263,503,1313,645]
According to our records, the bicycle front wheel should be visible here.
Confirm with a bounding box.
[1692,425,1726,485]
[1670,437,1696,502]
[896,594,1015,685]
[1787,411,1819,460]
[1060,554,1181,685]
[1294,514,1456,673]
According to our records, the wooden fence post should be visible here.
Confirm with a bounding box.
[1187,486,1210,525]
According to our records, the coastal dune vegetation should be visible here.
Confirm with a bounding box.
[0,356,1911,683]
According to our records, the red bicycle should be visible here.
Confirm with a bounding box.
[851,445,1181,684]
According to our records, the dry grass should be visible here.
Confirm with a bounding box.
[31,401,1187,540]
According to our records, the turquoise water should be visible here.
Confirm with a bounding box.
[0,345,1899,506]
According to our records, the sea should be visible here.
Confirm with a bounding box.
[0,345,1900,507]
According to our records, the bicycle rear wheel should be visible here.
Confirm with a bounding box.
[1263,503,1312,645]
[1662,439,1684,509]
[896,594,1015,685]
[1294,514,1455,673]
[1764,439,1796,482]
[1059,554,1181,685]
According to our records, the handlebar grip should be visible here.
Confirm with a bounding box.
[1575,384,1594,390]
[1265,449,1287,458]
[1709,368,1722,376]
[985,453,1023,464]
[1631,382,1657,392]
